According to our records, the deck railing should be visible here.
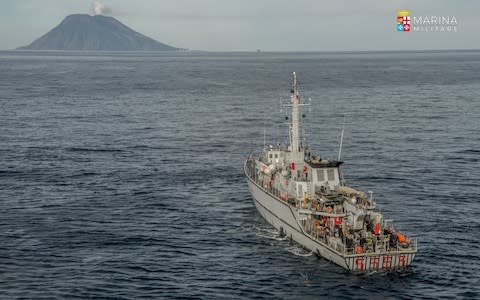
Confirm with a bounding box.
[304,216,417,255]
[246,158,417,256]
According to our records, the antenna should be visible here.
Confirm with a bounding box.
[337,115,346,161]
[276,125,280,146]
[303,128,308,151]
[263,126,266,151]
[249,137,253,157]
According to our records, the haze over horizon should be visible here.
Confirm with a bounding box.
[1,0,479,51]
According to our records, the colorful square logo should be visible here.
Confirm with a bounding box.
[397,10,411,32]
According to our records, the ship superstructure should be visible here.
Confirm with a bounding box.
[244,73,417,272]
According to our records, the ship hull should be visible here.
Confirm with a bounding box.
[246,174,416,273]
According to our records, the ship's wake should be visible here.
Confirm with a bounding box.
[257,234,288,241]
[252,225,314,256]
[287,246,314,257]
[253,226,288,241]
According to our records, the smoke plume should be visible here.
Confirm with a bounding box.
[93,2,112,16]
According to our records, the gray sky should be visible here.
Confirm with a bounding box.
[0,0,478,51]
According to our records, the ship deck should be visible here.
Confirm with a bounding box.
[245,158,417,272]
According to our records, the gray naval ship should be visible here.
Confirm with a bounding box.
[244,73,417,273]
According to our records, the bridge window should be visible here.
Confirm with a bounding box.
[327,168,335,181]
[317,169,325,181]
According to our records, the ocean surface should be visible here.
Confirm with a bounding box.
[1,50,479,299]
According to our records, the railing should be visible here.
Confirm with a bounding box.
[246,158,418,256]
[245,159,256,180]
[302,215,417,256]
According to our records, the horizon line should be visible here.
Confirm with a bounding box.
[3,48,480,53]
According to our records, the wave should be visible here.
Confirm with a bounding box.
[65,147,124,153]
[286,246,314,257]
[256,233,288,241]
[251,225,289,241]
[456,149,480,154]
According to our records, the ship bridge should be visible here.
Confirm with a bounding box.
[305,157,343,192]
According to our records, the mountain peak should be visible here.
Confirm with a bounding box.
[18,14,179,51]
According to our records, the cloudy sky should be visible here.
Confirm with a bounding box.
[0,0,478,51]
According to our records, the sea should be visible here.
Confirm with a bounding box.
[1,50,479,299]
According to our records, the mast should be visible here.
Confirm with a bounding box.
[289,72,303,161]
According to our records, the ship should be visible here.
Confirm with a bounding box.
[244,72,417,273]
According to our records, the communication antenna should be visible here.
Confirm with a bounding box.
[263,126,266,151]
[276,126,280,146]
[337,115,346,161]
[303,128,309,151]
[248,137,253,157]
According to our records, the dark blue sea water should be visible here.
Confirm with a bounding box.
[1,50,479,299]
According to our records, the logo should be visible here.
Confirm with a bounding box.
[397,10,411,32]
[396,9,458,33]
